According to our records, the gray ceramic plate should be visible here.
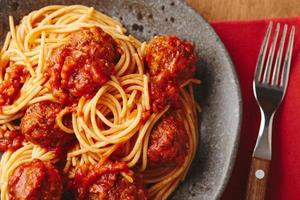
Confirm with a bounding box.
[0,0,242,199]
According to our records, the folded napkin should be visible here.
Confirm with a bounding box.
[211,18,300,200]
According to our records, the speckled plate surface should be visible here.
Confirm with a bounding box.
[0,0,242,199]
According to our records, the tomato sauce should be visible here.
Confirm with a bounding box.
[0,128,24,152]
[0,65,28,106]
[74,161,147,200]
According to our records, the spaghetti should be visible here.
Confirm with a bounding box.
[0,5,200,200]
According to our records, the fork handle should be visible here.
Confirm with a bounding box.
[245,157,270,200]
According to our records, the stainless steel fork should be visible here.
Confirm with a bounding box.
[246,22,296,200]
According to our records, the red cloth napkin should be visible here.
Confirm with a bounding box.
[210,18,300,200]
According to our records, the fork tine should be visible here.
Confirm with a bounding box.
[255,22,273,82]
[280,26,295,88]
[262,23,280,83]
[271,24,288,86]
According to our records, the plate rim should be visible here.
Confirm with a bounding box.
[180,1,243,199]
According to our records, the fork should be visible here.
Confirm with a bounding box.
[245,22,296,200]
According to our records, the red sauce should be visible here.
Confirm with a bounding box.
[111,143,130,159]
[0,65,28,106]
[48,27,121,103]
[147,113,188,167]
[61,174,77,200]
[8,159,63,200]
[0,128,24,152]
[145,35,196,112]
[74,161,147,200]
[149,80,180,112]
[20,101,74,151]
[111,133,141,159]
[141,111,151,124]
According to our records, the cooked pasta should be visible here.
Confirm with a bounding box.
[0,5,200,200]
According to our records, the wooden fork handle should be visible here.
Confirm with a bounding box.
[245,157,270,200]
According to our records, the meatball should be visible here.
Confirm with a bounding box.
[0,128,24,152]
[147,113,188,167]
[0,65,28,106]
[146,35,196,81]
[48,27,121,103]
[145,35,196,112]
[20,101,73,150]
[8,159,63,200]
[74,161,147,200]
